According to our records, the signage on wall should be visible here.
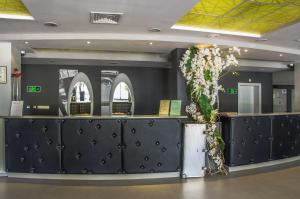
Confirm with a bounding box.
[0,66,7,84]
[27,86,41,93]
[227,88,238,95]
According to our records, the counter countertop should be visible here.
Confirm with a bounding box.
[220,112,300,118]
[0,115,188,119]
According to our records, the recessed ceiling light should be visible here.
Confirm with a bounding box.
[149,42,153,45]
[86,41,91,45]
[109,62,119,65]
[24,41,29,45]
[279,53,283,57]
[20,50,26,55]
[244,49,248,53]
[256,37,268,42]
[208,33,220,38]
[148,28,161,32]
[44,22,59,27]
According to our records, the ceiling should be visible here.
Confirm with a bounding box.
[0,0,299,63]
[175,0,300,36]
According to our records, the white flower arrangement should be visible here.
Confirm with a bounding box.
[179,45,239,174]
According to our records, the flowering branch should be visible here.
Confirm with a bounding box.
[179,46,239,174]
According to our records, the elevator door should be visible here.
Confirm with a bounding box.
[238,83,261,114]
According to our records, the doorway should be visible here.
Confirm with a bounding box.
[238,83,261,114]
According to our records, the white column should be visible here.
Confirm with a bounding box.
[0,42,12,116]
[294,64,300,111]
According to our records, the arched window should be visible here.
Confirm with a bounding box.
[113,82,131,101]
[71,82,91,102]
[67,72,94,115]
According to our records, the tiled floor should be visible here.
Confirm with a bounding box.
[0,164,299,199]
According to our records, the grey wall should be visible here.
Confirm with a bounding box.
[219,72,273,113]
[170,49,188,115]
[273,70,294,85]
[294,64,300,111]
[21,64,171,115]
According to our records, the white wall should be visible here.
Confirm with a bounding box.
[273,70,294,85]
[0,42,12,116]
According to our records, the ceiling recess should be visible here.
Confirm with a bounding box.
[173,0,300,37]
[90,12,122,24]
[0,0,34,20]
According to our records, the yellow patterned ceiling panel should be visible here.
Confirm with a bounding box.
[0,0,32,17]
[174,0,300,36]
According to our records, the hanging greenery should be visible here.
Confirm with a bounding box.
[179,45,240,174]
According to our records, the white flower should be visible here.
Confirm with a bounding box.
[179,45,238,174]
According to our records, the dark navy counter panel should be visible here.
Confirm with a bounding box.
[221,114,300,166]
[5,117,183,174]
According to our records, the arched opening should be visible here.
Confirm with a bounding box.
[67,72,94,116]
[110,73,134,115]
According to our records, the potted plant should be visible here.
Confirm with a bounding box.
[180,45,239,175]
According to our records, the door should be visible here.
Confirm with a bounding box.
[273,89,287,112]
[238,83,261,114]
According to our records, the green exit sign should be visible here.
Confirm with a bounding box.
[227,88,238,95]
[27,86,41,93]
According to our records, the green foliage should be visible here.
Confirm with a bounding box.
[198,95,213,122]
[204,69,212,81]
[185,46,198,73]
[214,129,225,151]
[186,81,194,101]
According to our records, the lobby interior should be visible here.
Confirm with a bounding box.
[0,0,300,199]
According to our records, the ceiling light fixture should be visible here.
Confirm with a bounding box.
[86,41,91,45]
[44,22,59,27]
[279,53,283,57]
[149,42,153,45]
[171,25,261,38]
[0,14,34,20]
[148,28,161,32]
[208,33,220,38]
[256,37,268,42]
[24,41,29,45]
[244,49,248,53]
[109,62,119,65]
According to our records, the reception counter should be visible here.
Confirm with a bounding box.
[2,116,187,176]
[3,113,300,178]
[221,113,300,167]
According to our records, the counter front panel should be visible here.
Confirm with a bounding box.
[61,119,122,174]
[222,114,300,166]
[123,119,181,173]
[5,117,183,174]
[5,119,61,173]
